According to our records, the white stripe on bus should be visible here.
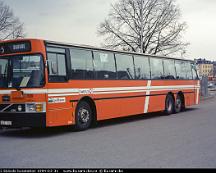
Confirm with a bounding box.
[48,87,197,97]
[48,93,79,97]
[196,81,200,104]
[48,87,196,97]
[144,80,151,113]
[93,86,147,92]
[0,85,200,95]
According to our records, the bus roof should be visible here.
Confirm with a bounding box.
[45,40,193,62]
[1,38,193,62]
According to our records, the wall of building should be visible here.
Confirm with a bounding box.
[195,59,215,81]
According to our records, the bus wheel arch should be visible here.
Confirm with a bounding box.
[75,96,97,129]
[165,92,175,115]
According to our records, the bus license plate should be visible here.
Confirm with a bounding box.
[0,120,12,126]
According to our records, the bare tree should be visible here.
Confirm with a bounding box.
[98,0,188,57]
[0,0,25,40]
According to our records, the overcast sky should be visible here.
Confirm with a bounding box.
[3,0,216,60]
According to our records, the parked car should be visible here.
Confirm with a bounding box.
[208,82,216,89]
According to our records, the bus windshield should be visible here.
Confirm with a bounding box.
[0,54,45,89]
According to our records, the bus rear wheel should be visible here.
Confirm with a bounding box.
[165,94,175,115]
[175,94,182,113]
[75,101,92,131]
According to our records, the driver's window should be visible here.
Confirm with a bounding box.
[0,59,8,87]
[47,48,67,82]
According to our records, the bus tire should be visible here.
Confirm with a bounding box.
[165,94,175,115]
[75,101,92,131]
[175,94,182,113]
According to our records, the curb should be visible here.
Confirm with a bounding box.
[209,89,216,92]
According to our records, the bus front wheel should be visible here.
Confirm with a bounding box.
[75,101,92,131]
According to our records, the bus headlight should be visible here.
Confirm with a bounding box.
[26,103,46,113]
[26,103,36,112]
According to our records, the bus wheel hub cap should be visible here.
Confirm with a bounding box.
[176,98,181,109]
[168,101,172,111]
[79,108,89,123]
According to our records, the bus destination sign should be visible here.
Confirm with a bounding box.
[0,41,31,55]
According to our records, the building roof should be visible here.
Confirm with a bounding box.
[195,58,215,64]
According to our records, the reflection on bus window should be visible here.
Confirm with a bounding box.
[115,54,135,80]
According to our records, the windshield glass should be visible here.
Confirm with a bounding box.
[0,55,44,88]
[191,63,199,80]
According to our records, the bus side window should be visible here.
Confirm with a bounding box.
[134,55,150,80]
[93,51,117,80]
[175,60,193,80]
[70,48,94,79]
[185,62,193,79]
[47,53,67,82]
[115,54,135,80]
[163,59,176,80]
[150,58,164,80]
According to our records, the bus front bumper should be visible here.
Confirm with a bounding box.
[0,113,46,128]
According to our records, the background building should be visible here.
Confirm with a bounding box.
[213,62,216,81]
[195,58,215,81]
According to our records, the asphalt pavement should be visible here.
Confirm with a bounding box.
[0,97,216,168]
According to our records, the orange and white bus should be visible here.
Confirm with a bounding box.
[0,39,200,130]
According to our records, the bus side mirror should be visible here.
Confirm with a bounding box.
[51,62,58,74]
[0,65,2,73]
